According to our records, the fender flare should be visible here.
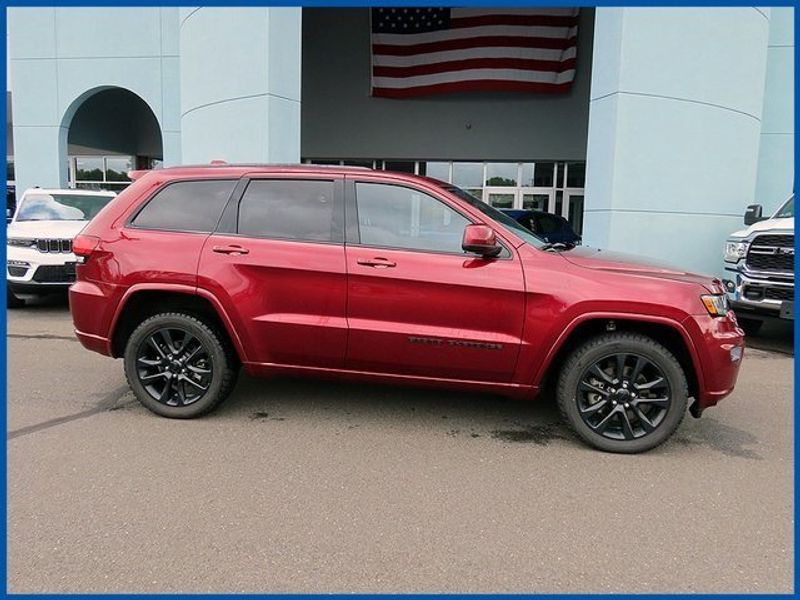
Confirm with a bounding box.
[533,311,706,393]
[107,283,249,362]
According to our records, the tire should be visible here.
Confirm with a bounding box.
[7,287,25,309]
[737,317,763,336]
[124,312,238,418]
[556,332,688,453]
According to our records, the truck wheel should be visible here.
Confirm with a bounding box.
[737,317,763,336]
[124,312,238,418]
[7,288,25,309]
[557,332,688,453]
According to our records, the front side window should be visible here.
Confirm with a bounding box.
[132,179,236,232]
[238,179,336,242]
[16,193,114,222]
[355,182,470,254]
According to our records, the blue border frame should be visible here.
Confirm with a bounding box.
[1,1,796,597]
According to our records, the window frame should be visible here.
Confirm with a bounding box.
[215,175,345,245]
[126,177,240,235]
[345,177,511,259]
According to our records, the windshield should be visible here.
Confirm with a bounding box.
[15,193,113,222]
[773,195,794,219]
[439,184,547,249]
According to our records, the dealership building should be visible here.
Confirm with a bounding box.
[6,7,794,278]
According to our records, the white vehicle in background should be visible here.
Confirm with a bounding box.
[7,188,116,308]
[723,194,794,334]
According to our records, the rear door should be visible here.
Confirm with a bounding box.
[344,176,526,382]
[197,174,348,368]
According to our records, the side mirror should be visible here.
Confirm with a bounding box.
[744,204,764,226]
[462,224,502,258]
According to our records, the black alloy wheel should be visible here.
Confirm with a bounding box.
[576,352,671,441]
[135,327,213,407]
[557,332,688,453]
[124,312,238,418]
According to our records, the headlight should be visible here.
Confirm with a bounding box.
[724,240,749,263]
[7,238,36,249]
[701,294,730,317]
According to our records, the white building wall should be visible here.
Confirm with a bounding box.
[584,8,771,277]
[754,7,794,213]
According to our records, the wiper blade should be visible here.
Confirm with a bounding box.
[540,242,574,252]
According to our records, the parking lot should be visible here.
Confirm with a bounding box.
[6,297,794,593]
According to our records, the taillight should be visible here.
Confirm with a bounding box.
[72,234,100,264]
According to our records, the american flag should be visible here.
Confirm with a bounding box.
[370,7,579,98]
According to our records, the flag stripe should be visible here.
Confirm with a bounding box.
[373,46,577,67]
[373,79,573,98]
[373,57,576,78]
[374,35,577,56]
[373,25,577,46]
[450,14,579,29]
[373,68,576,89]
[451,8,579,18]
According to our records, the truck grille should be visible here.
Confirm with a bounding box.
[764,287,794,302]
[32,264,76,283]
[36,239,73,254]
[745,234,794,272]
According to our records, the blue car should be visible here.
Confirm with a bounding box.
[500,209,581,246]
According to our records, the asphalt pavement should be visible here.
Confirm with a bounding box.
[6,296,794,593]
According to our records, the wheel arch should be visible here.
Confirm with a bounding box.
[535,313,704,400]
[108,284,248,362]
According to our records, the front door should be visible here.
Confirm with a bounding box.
[344,177,526,383]
[197,175,348,368]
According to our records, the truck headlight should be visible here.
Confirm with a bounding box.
[724,240,749,263]
[7,237,37,249]
[701,294,730,317]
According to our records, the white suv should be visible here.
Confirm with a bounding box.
[7,188,116,307]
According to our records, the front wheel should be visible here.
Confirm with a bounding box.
[7,287,25,308]
[557,332,688,453]
[124,312,238,418]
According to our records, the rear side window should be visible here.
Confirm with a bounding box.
[237,179,336,242]
[132,180,236,232]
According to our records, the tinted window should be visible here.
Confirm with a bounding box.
[238,179,336,242]
[132,180,236,232]
[355,182,470,253]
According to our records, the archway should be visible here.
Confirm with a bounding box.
[62,87,162,192]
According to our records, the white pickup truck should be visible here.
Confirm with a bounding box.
[7,188,116,308]
[723,194,794,333]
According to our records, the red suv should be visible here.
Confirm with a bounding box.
[69,164,744,453]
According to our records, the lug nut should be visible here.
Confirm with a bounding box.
[624,403,630,408]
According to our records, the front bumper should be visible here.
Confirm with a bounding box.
[682,312,745,416]
[7,246,78,295]
[723,265,793,320]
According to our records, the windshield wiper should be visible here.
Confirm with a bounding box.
[540,242,575,252]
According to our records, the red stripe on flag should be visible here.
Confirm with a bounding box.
[372,79,573,98]
[373,35,577,56]
[373,57,576,78]
[450,14,579,29]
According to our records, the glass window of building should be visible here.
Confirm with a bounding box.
[485,163,517,187]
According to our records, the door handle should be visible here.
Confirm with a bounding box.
[357,257,396,268]
[212,244,249,255]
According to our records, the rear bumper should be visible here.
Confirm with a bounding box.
[68,279,119,357]
[74,329,112,356]
[682,313,745,415]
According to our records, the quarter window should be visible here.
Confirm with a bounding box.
[132,179,236,232]
[238,179,336,242]
[355,182,470,254]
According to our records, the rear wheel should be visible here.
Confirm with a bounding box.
[124,312,238,418]
[557,332,688,453]
[7,287,25,308]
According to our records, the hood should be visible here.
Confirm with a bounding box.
[7,220,88,239]
[562,247,721,292]
[729,217,794,239]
